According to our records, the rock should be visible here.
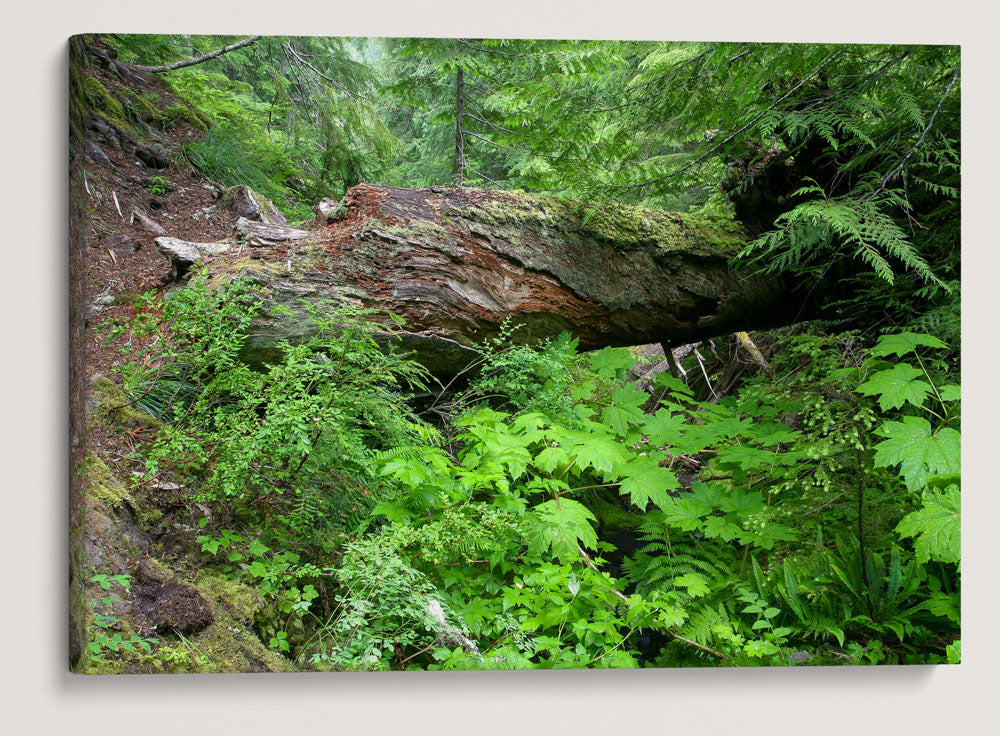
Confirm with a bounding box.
[191,205,218,222]
[224,185,287,225]
[85,142,114,169]
[152,481,183,491]
[155,236,230,279]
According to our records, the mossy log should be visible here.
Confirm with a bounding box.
[207,184,819,375]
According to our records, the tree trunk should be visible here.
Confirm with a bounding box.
[202,184,823,376]
[453,67,465,185]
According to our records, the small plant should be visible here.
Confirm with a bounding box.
[87,574,157,661]
[144,175,172,195]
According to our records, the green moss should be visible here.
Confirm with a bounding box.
[90,376,160,435]
[574,200,744,255]
[84,451,132,510]
[118,85,163,124]
[69,40,89,142]
[164,104,210,131]
[171,573,295,673]
[77,571,296,674]
[213,256,286,279]
[82,76,139,136]
[84,77,124,119]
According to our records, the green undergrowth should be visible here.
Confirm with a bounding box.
[94,271,960,671]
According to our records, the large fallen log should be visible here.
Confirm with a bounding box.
[203,184,821,375]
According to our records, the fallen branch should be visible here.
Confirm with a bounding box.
[427,599,483,660]
[736,331,774,377]
[132,209,167,236]
[134,36,263,73]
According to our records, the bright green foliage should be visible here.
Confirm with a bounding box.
[895,486,961,565]
[870,332,949,357]
[859,364,933,411]
[117,35,398,218]
[873,418,960,491]
[90,35,960,670]
[86,574,158,662]
[527,499,598,560]
[110,268,961,669]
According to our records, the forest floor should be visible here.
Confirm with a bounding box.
[71,51,307,673]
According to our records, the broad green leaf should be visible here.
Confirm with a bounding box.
[660,497,712,531]
[938,384,960,401]
[618,456,678,510]
[565,431,628,477]
[601,384,648,436]
[567,574,581,598]
[923,590,960,624]
[870,332,947,357]
[716,489,766,517]
[701,515,744,542]
[858,364,931,410]
[716,445,781,473]
[534,445,570,474]
[925,472,961,491]
[688,481,729,508]
[588,346,636,378]
[895,486,961,564]
[642,409,686,446]
[651,372,693,396]
[527,498,598,560]
[874,417,960,491]
[248,540,270,557]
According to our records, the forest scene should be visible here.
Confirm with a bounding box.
[68,34,960,673]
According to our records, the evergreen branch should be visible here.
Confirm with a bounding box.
[457,38,518,57]
[283,42,404,113]
[864,67,960,204]
[133,35,263,73]
[609,49,842,191]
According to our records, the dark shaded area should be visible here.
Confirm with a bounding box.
[131,563,214,635]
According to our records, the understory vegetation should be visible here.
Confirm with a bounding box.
[93,276,960,669]
[78,35,960,671]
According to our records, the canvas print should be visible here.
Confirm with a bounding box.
[68,35,960,673]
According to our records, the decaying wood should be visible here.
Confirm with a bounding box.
[225,185,287,225]
[234,217,309,246]
[132,209,167,236]
[156,236,230,279]
[195,184,825,375]
[736,331,775,377]
[426,599,483,659]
